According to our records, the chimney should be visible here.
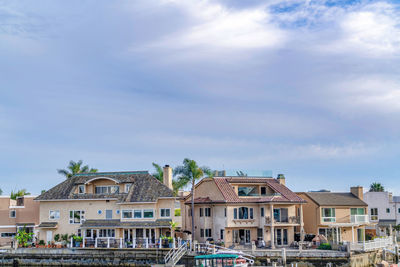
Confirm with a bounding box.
[163,165,173,190]
[351,186,363,200]
[277,174,285,185]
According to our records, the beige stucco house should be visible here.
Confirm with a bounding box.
[35,166,178,247]
[0,196,40,246]
[181,174,306,248]
[298,186,370,243]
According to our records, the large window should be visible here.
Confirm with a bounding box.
[134,210,142,218]
[143,209,154,218]
[205,208,211,217]
[99,229,115,237]
[238,187,258,196]
[321,208,336,222]
[274,208,288,222]
[95,185,119,194]
[160,208,170,218]
[69,210,85,224]
[351,208,365,215]
[1,233,16,238]
[122,210,133,219]
[49,210,60,220]
[370,208,378,220]
[233,207,254,219]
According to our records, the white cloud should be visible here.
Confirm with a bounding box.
[144,0,286,52]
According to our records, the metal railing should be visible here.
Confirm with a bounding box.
[165,241,188,266]
[194,243,255,265]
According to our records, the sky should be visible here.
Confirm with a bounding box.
[1,0,400,195]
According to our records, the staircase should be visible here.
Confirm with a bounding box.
[164,242,188,266]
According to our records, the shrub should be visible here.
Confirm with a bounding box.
[175,208,181,216]
[38,240,45,246]
[15,228,34,247]
[318,243,332,250]
[54,234,60,242]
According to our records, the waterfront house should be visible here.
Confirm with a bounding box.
[35,166,178,247]
[298,187,369,243]
[0,196,40,246]
[180,174,306,248]
[363,191,400,237]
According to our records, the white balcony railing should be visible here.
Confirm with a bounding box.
[351,214,369,224]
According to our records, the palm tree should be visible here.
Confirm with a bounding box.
[151,163,164,182]
[0,188,2,195]
[174,158,212,242]
[57,160,98,179]
[236,171,248,176]
[369,182,384,192]
[11,189,30,200]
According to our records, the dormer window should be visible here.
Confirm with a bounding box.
[238,186,258,196]
[95,185,119,194]
[260,187,266,195]
[125,183,132,193]
[78,185,85,194]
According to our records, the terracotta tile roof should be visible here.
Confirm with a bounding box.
[213,177,305,204]
[185,197,225,204]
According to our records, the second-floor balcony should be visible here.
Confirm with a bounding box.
[265,216,300,225]
[351,214,369,224]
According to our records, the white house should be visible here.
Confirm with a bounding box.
[363,191,398,236]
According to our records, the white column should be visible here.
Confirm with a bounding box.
[83,236,85,248]
[107,237,110,248]
[120,238,123,248]
[146,238,149,248]
[352,226,354,243]
[95,238,98,248]
[270,204,275,249]
[159,237,162,249]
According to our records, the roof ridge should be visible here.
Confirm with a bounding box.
[74,171,149,176]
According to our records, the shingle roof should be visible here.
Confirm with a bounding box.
[198,177,305,204]
[35,171,174,202]
[80,219,172,228]
[38,222,58,228]
[304,192,367,206]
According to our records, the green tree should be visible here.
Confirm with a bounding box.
[369,182,384,192]
[173,158,212,241]
[57,160,98,179]
[11,189,30,200]
[0,188,2,195]
[15,227,34,247]
[151,163,164,182]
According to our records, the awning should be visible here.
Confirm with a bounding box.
[80,219,172,229]
[16,223,35,226]
[38,222,58,228]
[378,220,397,227]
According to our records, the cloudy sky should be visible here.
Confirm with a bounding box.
[1,0,399,195]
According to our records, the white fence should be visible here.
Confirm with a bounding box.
[350,236,393,252]
[70,237,190,249]
[350,215,369,224]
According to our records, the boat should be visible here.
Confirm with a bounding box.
[194,254,249,267]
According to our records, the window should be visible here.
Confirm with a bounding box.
[274,208,288,222]
[98,210,102,215]
[205,229,212,237]
[69,210,85,224]
[125,183,132,193]
[189,208,192,217]
[370,208,378,220]
[200,229,204,238]
[238,186,258,196]
[199,208,203,217]
[351,208,365,215]
[261,207,264,217]
[261,187,266,195]
[99,229,115,237]
[143,209,154,218]
[160,208,171,218]
[234,207,253,220]
[122,210,133,218]
[49,210,60,220]
[95,185,119,194]
[321,208,336,222]
[398,208,400,214]
[78,185,85,194]
[1,233,15,238]
[386,208,390,213]
[224,208,227,217]
[205,208,211,217]
[134,210,142,218]
[9,210,16,218]
[220,229,224,240]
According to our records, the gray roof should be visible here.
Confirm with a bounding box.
[304,192,367,206]
[38,222,58,228]
[35,171,174,203]
[80,219,172,228]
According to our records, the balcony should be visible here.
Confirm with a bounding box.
[351,214,369,224]
[265,216,300,225]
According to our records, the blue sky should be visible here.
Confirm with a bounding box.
[1,0,400,195]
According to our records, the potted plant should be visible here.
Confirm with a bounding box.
[61,234,69,248]
[37,240,45,248]
[54,234,62,248]
[15,227,34,248]
[73,235,83,247]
